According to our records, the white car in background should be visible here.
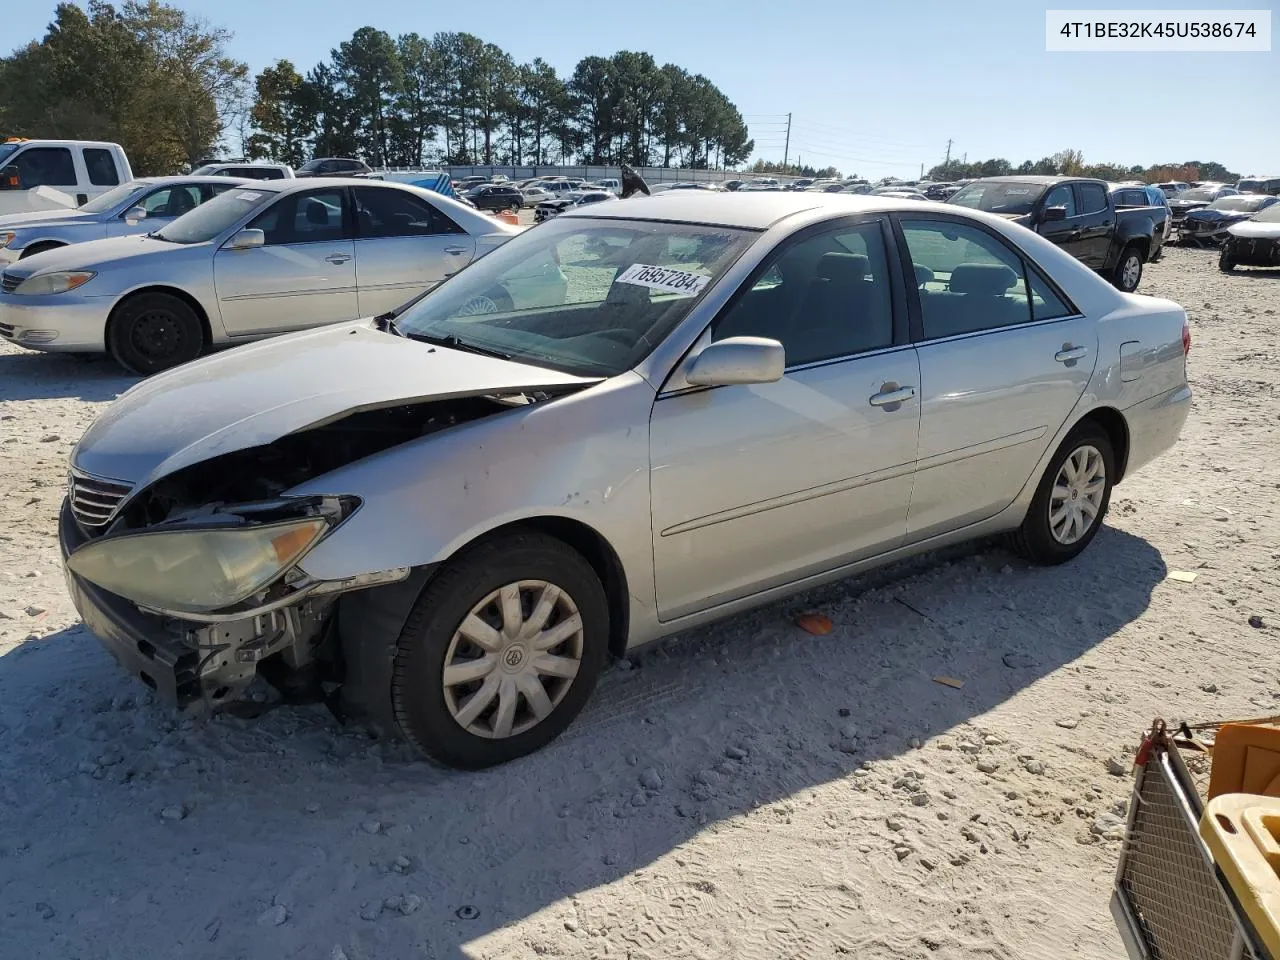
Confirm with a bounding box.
[0,179,562,373]
[0,176,250,265]
[521,185,555,206]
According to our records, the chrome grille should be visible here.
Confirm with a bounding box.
[1,272,20,294]
[68,472,133,529]
[1117,748,1260,960]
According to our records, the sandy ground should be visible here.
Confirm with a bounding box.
[1,246,1278,960]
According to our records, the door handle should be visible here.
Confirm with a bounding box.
[324,254,351,265]
[444,246,468,255]
[1055,345,1089,363]
[869,384,916,408]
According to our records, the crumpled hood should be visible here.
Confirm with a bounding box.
[3,234,176,277]
[1228,220,1280,240]
[71,321,599,491]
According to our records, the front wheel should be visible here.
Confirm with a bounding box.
[390,531,609,769]
[106,292,204,375]
[1111,246,1144,292]
[1010,423,1115,565]
[1219,245,1237,272]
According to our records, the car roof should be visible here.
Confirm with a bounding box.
[966,175,1078,185]
[563,191,935,229]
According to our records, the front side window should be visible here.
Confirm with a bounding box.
[394,217,754,377]
[901,219,1035,339]
[353,186,461,238]
[712,222,894,366]
[140,185,202,217]
[1076,183,1108,215]
[249,189,347,245]
[1044,184,1077,218]
[83,148,119,186]
[13,147,76,187]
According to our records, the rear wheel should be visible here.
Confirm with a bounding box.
[1111,246,1144,292]
[107,292,204,375]
[1010,423,1115,565]
[390,531,609,769]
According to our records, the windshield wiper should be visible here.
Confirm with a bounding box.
[404,331,515,361]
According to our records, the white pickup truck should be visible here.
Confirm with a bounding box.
[0,138,134,216]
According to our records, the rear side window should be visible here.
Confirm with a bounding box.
[1029,268,1073,321]
[353,186,463,238]
[901,220,1032,339]
[1076,183,1108,215]
[83,148,119,186]
[12,147,76,187]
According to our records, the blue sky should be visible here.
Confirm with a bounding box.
[9,0,1277,177]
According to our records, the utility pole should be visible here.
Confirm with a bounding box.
[782,113,792,169]
[944,138,953,166]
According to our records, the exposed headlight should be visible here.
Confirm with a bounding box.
[0,231,15,249]
[13,271,96,295]
[66,517,328,614]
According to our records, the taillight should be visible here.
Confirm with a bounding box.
[1182,320,1191,355]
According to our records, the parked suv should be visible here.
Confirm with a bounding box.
[296,157,372,178]
[464,183,524,212]
[191,162,294,181]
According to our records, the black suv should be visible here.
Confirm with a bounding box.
[465,183,523,212]
[296,157,373,178]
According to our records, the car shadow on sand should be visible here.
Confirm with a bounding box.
[0,527,1165,959]
[0,351,137,402]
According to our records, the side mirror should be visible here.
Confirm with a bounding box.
[226,228,265,251]
[0,165,21,191]
[686,336,785,387]
[1042,205,1068,222]
[123,206,147,223]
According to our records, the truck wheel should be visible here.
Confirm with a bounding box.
[390,530,609,769]
[107,292,205,375]
[1218,246,1237,272]
[1111,246,1143,293]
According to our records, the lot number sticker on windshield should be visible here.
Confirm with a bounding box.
[615,263,709,297]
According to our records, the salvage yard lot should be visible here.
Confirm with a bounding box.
[0,247,1277,960]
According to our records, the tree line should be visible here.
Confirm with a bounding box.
[928,150,1240,185]
[247,32,753,171]
[0,2,753,175]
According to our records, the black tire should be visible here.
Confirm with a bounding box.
[391,530,609,769]
[1219,245,1237,272]
[1009,422,1115,566]
[106,292,204,375]
[18,241,64,260]
[508,201,520,213]
[1111,245,1144,292]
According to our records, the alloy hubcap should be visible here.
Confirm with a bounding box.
[1122,256,1141,288]
[1049,444,1106,545]
[441,580,583,739]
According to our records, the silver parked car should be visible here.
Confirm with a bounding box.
[59,190,1192,769]
[0,176,251,266]
[0,178,524,373]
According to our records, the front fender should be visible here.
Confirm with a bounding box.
[290,371,659,612]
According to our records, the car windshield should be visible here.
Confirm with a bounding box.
[1179,188,1214,201]
[79,181,147,214]
[394,216,754,378]
[0,142,20,167]
[948,181,1044,215]
[1211,196,1269,212]
[154,186,276,244]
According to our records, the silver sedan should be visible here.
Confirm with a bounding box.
[59,191,1191,768]
[0,178,526,373]
[0,176,253,266]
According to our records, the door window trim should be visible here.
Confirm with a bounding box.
[889,211,1083,345]
[657,214,911,399]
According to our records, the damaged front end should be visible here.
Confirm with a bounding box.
[60,388,576,712]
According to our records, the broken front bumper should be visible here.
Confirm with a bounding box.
[59,500,331,709]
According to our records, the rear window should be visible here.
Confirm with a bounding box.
[83,148,120,186]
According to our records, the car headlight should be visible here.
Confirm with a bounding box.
[0,231,15,249]
[13,271,96,295]
[66,517,328,614]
